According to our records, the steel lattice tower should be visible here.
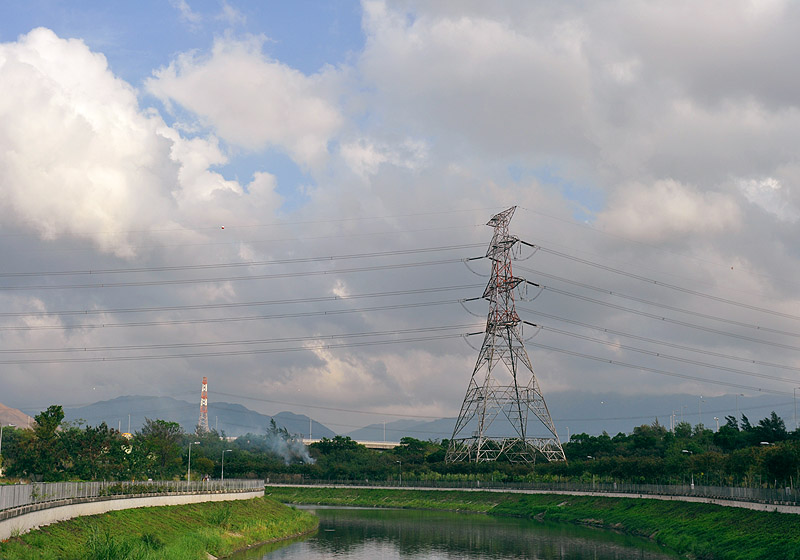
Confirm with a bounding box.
[198,376,209,433]
[446,207,566,463]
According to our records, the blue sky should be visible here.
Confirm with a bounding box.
[0,0,364,211]
[0,1,365,78]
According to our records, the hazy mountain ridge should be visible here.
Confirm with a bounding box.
[58,396,335,438]
[14,391,792,442]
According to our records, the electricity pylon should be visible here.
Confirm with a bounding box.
[446,207,566,463]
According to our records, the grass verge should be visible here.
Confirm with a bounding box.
[264,486,800,560]
[0,496,318,560]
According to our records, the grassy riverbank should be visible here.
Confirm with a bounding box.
[265,486,800,560]
[0,496,317,560]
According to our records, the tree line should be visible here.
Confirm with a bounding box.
[1,405,799,488]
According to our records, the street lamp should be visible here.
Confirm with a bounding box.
[187,441,200,483]
[396,460,402,486]
[794,388,800,432]
[713,417,719,432]
[221,449,233,481]
[698,396,704,427]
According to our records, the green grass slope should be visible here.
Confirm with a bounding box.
[265,486,800,560]
[0,496,318,560]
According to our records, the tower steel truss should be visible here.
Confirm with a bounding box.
[446,207,566,463]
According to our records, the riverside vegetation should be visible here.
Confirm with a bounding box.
[3,405,800,559]
[2,406,800,488]
[0,496,318,560]
[265,486,800,560]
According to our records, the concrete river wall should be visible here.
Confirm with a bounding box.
[0,479,264,540]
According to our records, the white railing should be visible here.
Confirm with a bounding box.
[0,479,263,515]
[267,477,800,507]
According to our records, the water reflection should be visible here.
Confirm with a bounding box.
[230,507,678,559]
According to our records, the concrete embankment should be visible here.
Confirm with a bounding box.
[0,489,263,540]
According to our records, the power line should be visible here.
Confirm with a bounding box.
[526,321,799,385]
[518,265,800,339]
[0,323,478,354]
[0,329,475,365]
[519,338,791,396]
[520,307,800,374]
[533,284,800,354]
[212,391,446,419]
[522,242,800,322]
[0,298,472,332]
[0,257,470,291]
[0,284,481,318]
[0,244,483,278]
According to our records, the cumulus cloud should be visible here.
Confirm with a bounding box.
[359,1,592,159]
[339,137,428,180]
[595,179,741,241]
[0,28,284,260]
[146,35,342,169]
[6,1,800,434]
[738,177,800,222]
[0,28,180,257]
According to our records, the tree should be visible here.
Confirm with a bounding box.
[755,412,787,444]
[64,422,130,480]
[761,442,800,484]
[30,406,67,480]
[714,416,744,452]
[133,418,184,479]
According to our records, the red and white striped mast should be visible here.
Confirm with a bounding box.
[198,377,210,432]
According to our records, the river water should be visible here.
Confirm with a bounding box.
[229,506,679,559]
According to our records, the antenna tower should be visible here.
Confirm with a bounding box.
[198,376,209,433]
[446,207,566,463]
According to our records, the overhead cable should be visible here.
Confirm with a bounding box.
[0,244,483,279]
[520,307,800,374]
[520,241,800,322]
[0,298,472,332]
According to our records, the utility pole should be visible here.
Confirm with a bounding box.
[446,207,565,463]
[699,395,704,427]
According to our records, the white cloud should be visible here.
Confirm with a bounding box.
[0,28,180,258]
[595,179,741,241]
[217,1,247,26]
[739,177,799,222]
[339,138,428,180]
[146,35,342,169]
[359,1,592,159]
[171,0,202,27]
[6,2,800,432]
[0,28,284,260]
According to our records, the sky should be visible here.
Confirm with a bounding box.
[2,0,800,438]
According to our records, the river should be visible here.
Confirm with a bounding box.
[229,506,679,559]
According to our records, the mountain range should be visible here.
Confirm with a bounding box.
[7,391,795,442]
[56,396,335,439]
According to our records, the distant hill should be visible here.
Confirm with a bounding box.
[0,402,33,429]
[36,391,795,444]
[346,418,455,442]
[346,392,797,442]
[61,395,335,438]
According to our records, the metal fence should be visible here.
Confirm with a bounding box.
[267,476,800,507]
[0,479,263,515]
